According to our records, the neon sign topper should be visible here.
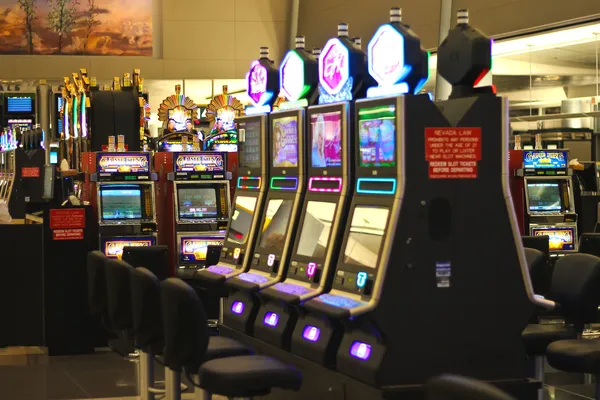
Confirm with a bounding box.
[368,25,411,87]
[280,51,308,102]
[247,61,273,107]
[319,38,350,96]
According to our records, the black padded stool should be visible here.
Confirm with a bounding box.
[104,258,137,356]
[160,278,302,400]
[87,251,111,329]
[537,254,600,399]
[522,253,600,398]
[427,374,516,400]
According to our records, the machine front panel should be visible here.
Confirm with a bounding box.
[219,193,261,270]
[177,233,225,269]
[100,235,156,259]
[174,181,230,224]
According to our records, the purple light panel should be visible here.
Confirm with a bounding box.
[238,273,269,284]
[302,325,321,342]
[263,312,279,327]
[308,177,343,193]
[273,282,312,296]
[307,262,317,277]
[349,341,372,360]
[231,301,244,315]
[207,265,234,275]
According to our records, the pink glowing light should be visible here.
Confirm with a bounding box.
[308,176,343,192]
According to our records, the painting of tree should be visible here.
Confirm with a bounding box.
[16,0,37,54]
[0,0,152,55]
[46,0,78,53]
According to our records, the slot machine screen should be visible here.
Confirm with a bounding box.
[238,120,261,169]
[177,187,218,218]
[100,186,143,220]
[180,237,225,263]
[227,196,258,245]
[258,199,294,252]
[6,96,33,113]
[296,201,337,259]
[272,116,298,168]
[358,105,396,167]
[527,182,562,212]
[311,111,342,168]
[343,206,390,268]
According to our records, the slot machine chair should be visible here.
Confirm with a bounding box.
[122,245,171,281]
[87,251,113,332]
[578,233,600,258]
[522,253,600,398]
[427,375,516,400]
[104,258,137,358]
[160,278,302,400]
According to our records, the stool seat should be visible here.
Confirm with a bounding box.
[522,324,577,355]
[198,355,302,397]
[206,336,253,361]
[547,339,600,374]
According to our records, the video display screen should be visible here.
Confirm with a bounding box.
[258,199,294,252]
[532,227,575,251]
[177,187,218,219]
[358,105,396,167]
[227,196,258,245]
[311,111,342,168]
[239,119,261,169]
[296,201,337,259]
[7,96,33,113]
[343,206,390,269]
[272,116,298,168]
[100,186,143,220]
[180,237,224,262]
[527,182,562,212]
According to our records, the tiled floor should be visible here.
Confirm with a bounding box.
[1,348,599,399]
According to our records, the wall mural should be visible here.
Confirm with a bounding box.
[0,0,152,55]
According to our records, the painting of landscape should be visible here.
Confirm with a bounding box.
[0,0,152,55]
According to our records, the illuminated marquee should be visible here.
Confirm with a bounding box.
[533,228,575,251]
[175,153,224,172]
[247,61,270,107]
[319,38,350,96]
[368,25,410,86]
[280,51,308,102]
[181,238,225,261]
[98,154,150,173]
[104,239,153,259]
[523,150,567,170]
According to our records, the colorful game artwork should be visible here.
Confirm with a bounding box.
[311,112,342,168]
[358,105,396,167]
[272,117,298,168]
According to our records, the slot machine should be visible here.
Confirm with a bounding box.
[289,8,427,366]
[194,47,280,295]
[520,149,577,253]
[251,33,357,349]
[223,46,310,335]
[91,152,158,259]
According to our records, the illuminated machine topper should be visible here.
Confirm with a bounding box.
[367,8,428,98]
[279,36,318,109]
[97,153,150,174]
[175,153,225,173]
[180,237,224,262]
[104,238,154,259]
[319,37,350,97]
[532,227,575,251]
[523,150,567,171]
[246,47,280,114]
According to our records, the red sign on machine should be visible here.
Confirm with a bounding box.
[53,229,84,241]
[21,167,40,178]
[49,208,86,230]
[425,128,482,179]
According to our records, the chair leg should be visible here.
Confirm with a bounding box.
[139,351,155,400]
[165,368,182,400]
[193,387,212,400]
[534,356,544,400]
[596,375,600,400]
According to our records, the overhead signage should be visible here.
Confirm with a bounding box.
[97,153,150,174]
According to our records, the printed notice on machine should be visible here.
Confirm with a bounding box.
[425,128,482,179]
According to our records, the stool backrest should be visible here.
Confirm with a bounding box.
[550,253,600,329]
[522,236,550,261]
[427,375,516,400]
[87,251,109,316]
[578,233,600,257]
[130,267,163,352]
[160,277,209,373]
[105,258,135,332]
[122,246,170,281]
[524,248,549,296]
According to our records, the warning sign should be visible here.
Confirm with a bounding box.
[21,167,40,178]
[425,128,482,179]
[49,208,86,230]
[53,229,84,241]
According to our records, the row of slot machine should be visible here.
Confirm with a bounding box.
[191,8,544,398]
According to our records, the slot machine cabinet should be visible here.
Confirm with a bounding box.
[509,149,525,235]
[90,152,158,260]
[520,149,578,253]
[155,151,231,278]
